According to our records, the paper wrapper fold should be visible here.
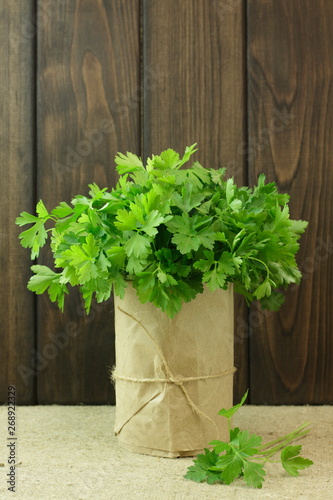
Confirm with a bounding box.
[113,283,234,457]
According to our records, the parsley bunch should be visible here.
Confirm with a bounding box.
[16,144,307,317]
[184,390,313,488]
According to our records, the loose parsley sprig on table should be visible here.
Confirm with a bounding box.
[16,145,308,318]
[184,390,313,489]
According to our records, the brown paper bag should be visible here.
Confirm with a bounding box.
[112,283,234,457]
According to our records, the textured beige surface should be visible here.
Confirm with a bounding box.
[0,405,332,499]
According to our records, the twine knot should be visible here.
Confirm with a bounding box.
[169,377,184,386]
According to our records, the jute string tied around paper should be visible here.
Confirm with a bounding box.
[111,306,236,437]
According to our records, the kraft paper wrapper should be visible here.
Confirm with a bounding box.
[113,283,234,457]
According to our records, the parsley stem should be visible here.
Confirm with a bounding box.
[256,425,311,463]
[257,422,310,453]
[259,430,310,457]
[248,256,270,279]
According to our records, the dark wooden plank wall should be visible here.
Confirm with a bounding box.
[0,1,36,404]
[248,0,333,404]
[1,0,332,404]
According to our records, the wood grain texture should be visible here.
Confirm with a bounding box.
[248,0,333,403]
[143,0,249,401]
[37,0,141,403]
[4,0,332,406]
[0,1,36,404]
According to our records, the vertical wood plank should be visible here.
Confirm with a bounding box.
[37,0,141,403]
[248,0,333,403]
[0,1,36,404]
[143,0,248,401]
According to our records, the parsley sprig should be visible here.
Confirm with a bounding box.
[16,145,308,317]
[184,390,313,488]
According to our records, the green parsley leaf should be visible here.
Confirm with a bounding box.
[202,267,227,291]
[214,454,243,485]
[28,265,61,294]
[197,226,215,250]
[210,167,226,186]
[115,209,138,231]
[61,234,101,284]
[184,448,222,484]
[124,233,151,259]
[16,212,39,226]
[106,246,126,268]
[126,255,147,275]
[51,201,73,218]
[218,389,249,418]
[136,270,156,292]
[172,233,201,254]
[253,280,271,300]
[177,143,198,167]
[155,148,181,169]
[171,183,205,213]
[18,221,48,259]
[243,460,266,488]
[16,200,51,258]
[236,429,262,454]
[194,250,215,272]
[281,445,313,477]
[113,273,127,299]
[141,210,165,237]
[114,151,144,174]
[28,265,68,311]
[36,200,49,218]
